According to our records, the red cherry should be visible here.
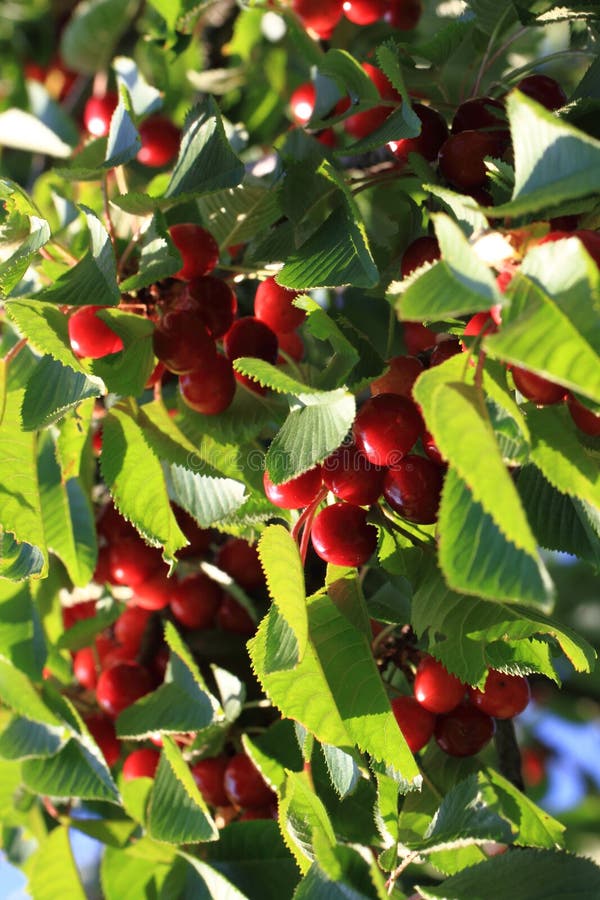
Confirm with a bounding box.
[311,503,378,567]
[145,361,166,389]
[169,224,219,281]
[429,338,461,367]
[435,702,495,757]
[73,647,99,691]
[137,116,180,167]
[277,330,305,363]
[292,0,343,38]
[353,393,423,467]
[254,277,306,334]
[95,633,120,665]
[383,454,443,524]
[516,74,566,111]
[108,538,163,587]
[85,713,121,767]
[122,748,160,780]
[114,607,152,655]
[422,430,444,466]
[133,569,173,611]
[186,277,237,338]
[191,756,230,806]
[96,502,136,543]
[401,236,440,278]
[343,0,387,25]
[451,96,506,134]
[101,644,137,670]
[170,573,222,629]
[391,695,436,752]
[179,355,236,415]
[439,130,506,191]
[290,83,316,125]
[567,394,600,436]
[403,321,438,354]
[173,506,214,559]
[216,539,265,592]
[316,128,337,148]
[468,669,531,719]
[539,229,600,269]
[68,306,124,359]
[389,103,448,163]
[370,355,424,398]
[511,367,566,405]
[522,747,546,787]
[96,662,154,717]
[343,63,399,141]
[263,466,322,509]
[462,311,498,342]
[216,595,257,635]
[238,804,278,820]
[322,444,385,506]
[414,656,465,714]
[83,93,119,138]
[153,308,217,375]
[384,0,422,29]
[62,600,96,631]
[223,753,275,809]
[224,317,279,393]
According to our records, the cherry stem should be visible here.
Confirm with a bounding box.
[371,622,398,655]
[3,337,28,365]
[297,487,328,565]
[385,851,422,895]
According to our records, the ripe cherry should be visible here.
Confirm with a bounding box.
[384,454,444,524]
[83,92,119,138]
[403,321,438,354]
[277,330,305,362]
[343,63,399,141]
[422,430,444,466]
[384,0,423,29]
[343,0,387,25]
[413,656,465,714]
[122,748,160,780]
[292,0,343,39]
[62,599,97,631]
[132,569,173,611]
[186,276,237,338]
[511,367,566,405]
[238,805,278,820]
[96,662,154,717]
[216,596,256,635]
[254,277,306,334]
[73,647,99,691]
[101,644,136,669]
[370,355,424,398]
[468,669,531,719]
[169,224,219,281]
[389,103,448,163]
[311,503,378,567]
[435,702,495,757]
[401,236,440,278]
[462,311,498,343]
[191,756,230,806]
[85,713,121,767]
[391,695,436,752]
[323,443,385,506]
[263,466,323,509]
[108,538,163,587]
[174,506,213,559]
[153,308,216,375]
[114,607,152,655]
[96,501,136,543]
[451,96,506,134]
[170,573,222,629]
[353,393,423,467]
[68,306,124,359]
[567,393,600,436]
[429,338,461,367]
[179,355,236,415]
[223,753,275,809]
[137,116,180,167]
[438,130,506,191]
[516,74,566,111]
[290,82,316,125]
[224,318,279,392]
[216,539,265,592]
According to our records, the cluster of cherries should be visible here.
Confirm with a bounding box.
[390,655,531,757]
[292,0,422,41]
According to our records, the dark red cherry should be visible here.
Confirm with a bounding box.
[122,748,160,780]
[108,538,163,588]
[137,116,180,167]
[438,130,506,190]
[343,63,399,140]
[451,96,506,134]
[403,321,438,354]
[179,355,236,415]
[370,355,424,398]
[384,0,422,29]
[292,0,343,38]
[96,662,154,717]
[468,669,531,719]
[311,503,378,567]
[216,596,256,635]
[114,607,153,655]
[516,74,566,111]
[263,466,322,509]
[223,753,275,809]
[73,647,99,691]
[173,506,214,559]
[353,393,423,467]
[277,330,304,362]
[290,82,316,125]
[191,756,230,806]
[429,338,461,366]
[422,431,444,465]
[322,444,385,506]
[401,236,441,278]
[238,804,278,820]
[153,308,216,375]
[186,276,237,338]
[254,277,306,334]
[512,367,566,405]
[567,393,600,436]
[343,0,387,25]
[224,317,278,364]
[132,569,173,611]
[389,103,448,163]
[96,501,136,543]
[383,454,443,524]
[169,224,219,281]
[435,702,495,756]
[414,656,465,714]
[83,92,119,137]
[216,539,265,592]
[68,306,124,359]
[170,573,222,629]
[85,713,121,767]
[391,695,436,752]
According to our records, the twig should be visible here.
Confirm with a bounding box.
[386,850,422,895]
[3,337,27,364]
[102,175,116,249]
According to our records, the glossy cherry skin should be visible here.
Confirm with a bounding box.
[170,573,222,629]
[292,0,343,38]
[254,277,306,334]
[223,753,275,809]
[384,0,422,29]
[96,662,154,717]
[263,466,322,509]
[384,454,444,524]
[451,96,506,134]
[516,74,566,111]
[191,756,230,806]
[114,607,153,655]
[511,367,566,405]
[567,394,600,436]
[122,748,160,780]
[153,308,216,375]
[169,224,219,281]
[462,311,498,343]
[73,647,99,691]
[403,321,438,354]
[179,355,236,415]
[85,713,121,767]
[133,569,173,611]
[323,444,385,506]
[343,0,387,25]
[311,503,378,567]
[137,116,180,167]
[216,596,256,635]
[83,92,119,137]
[290,82,316,125]
[413,656,465,714]
[422,431,444,465]
[68,306,124,359]
[343,63,399,141]
[391,695,436,752]
[108,538,163,587]
[389,103,448,163]
[434,702,495,757]
[216,539,265,592]
[370,355,424,398]
[224,317,279,364]
[401,236,441,278]
[353,393,423,467]
[438,130,506,191]
[468,669,531,719]
[186,277,237,338]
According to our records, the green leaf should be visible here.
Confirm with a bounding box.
[119,213,181,291]
[168,465,248,528]
[22,737,119,803]
[0,714,65,760]
[113,56,162,117]
[60,0,137,74]
[280,770,336,873]
[258,525,307,661]
[0,197,50,298]
[104,88,140,168]
[484,768,565,849]
[5,300,90,375]
[56,599,121,651]
[177,852,252,899]
[211,665,246,723]
[21,356,102,431]
[320,743,360,799]
[196,181,283,249]
[243,719,304,792]
[0,109,74,158]
[424,185,489,237]
[147,736,218,844]
[0,581,45,678]
[101,840,175,900]
[90,309,155,396]
[0,658,59,724]
[0,528,45,582]
[411,20,473,65]
[25,826,86,900]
